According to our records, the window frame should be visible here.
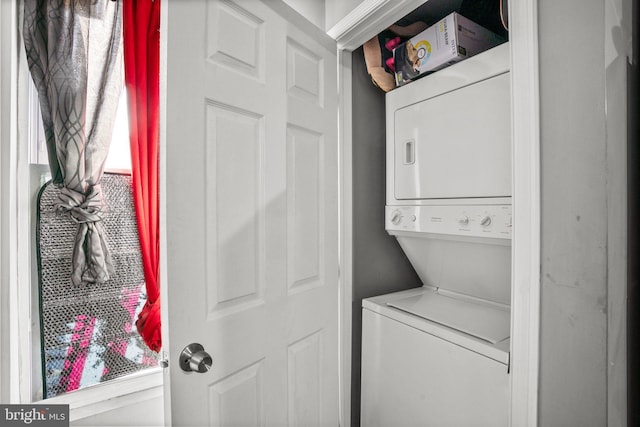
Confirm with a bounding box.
[27,78,133,173]
[11,8,164,421]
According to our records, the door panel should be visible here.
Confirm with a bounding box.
[163,1,338,425]
[206,102,266,316]
[288,125,322,294]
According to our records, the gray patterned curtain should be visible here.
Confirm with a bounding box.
[24,0,123,285]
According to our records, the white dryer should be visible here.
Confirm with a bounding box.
[385,42,511,205]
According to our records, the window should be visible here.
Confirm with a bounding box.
[29,80,159,400]
[28,82,132,172]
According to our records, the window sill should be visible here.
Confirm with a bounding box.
[37,368,163,422]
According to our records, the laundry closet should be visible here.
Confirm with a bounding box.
[0,0,629,425]
[348,1,512,425]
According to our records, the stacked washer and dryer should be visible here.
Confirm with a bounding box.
[360,43,512,426]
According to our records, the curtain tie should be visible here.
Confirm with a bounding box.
[56,185,114,285]
[55,185,106,223]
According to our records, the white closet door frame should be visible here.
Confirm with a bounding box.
[330,1,541,426]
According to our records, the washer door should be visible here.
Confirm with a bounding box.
[361,308,509,427]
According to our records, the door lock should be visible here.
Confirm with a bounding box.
[179,343,212,373]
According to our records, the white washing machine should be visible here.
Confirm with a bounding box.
[361,287,510,427]
[361,44,512,426]
[361,204,511,427]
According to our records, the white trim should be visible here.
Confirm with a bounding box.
[337,48,353,427]
[0,0,17,405]
[158,2,172,425]
[0,3,3,400]
[509,0,540,426]
[263,0,336,52]
[2,0,25,404]
[327,0,391,41]
[16,2,42,403]
[327,0,426,50]
[331,1,542,426]
[17,36,34,405]
[16,2,44,404]
[27,81,47,165]
[40,369,163,422]
[605,0,630,423]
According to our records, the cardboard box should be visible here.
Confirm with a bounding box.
[393,12,505,86]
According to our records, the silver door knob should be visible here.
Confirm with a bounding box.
[179,343,212,373]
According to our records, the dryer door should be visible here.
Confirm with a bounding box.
[394,72,511,200]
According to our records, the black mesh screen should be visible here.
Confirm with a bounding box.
[36,173,159,398]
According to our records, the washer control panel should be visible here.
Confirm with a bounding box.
[386,205,512,239]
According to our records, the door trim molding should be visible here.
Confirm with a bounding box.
[1,0,32,404]
[507,0,540,425]
[0,0,16,404]
[332,1,541,426]
[328,0,426,51]
[263,0,335,51]
[337,48,353,427]
[604,0,630,423]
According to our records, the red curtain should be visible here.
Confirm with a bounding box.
[123,0,162,352]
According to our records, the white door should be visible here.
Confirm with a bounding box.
[162,0,339,426]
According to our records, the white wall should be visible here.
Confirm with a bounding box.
[282,0,366,32]
[537,0,629,424]
[325,0,364,31]
[282,0,326,29]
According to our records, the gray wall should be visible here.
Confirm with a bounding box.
[350,47,422,427]
[538,0,612,424]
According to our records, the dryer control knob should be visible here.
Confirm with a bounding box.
[457,215,469,225]
[480,215,492,226]
[391,210,402,225]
